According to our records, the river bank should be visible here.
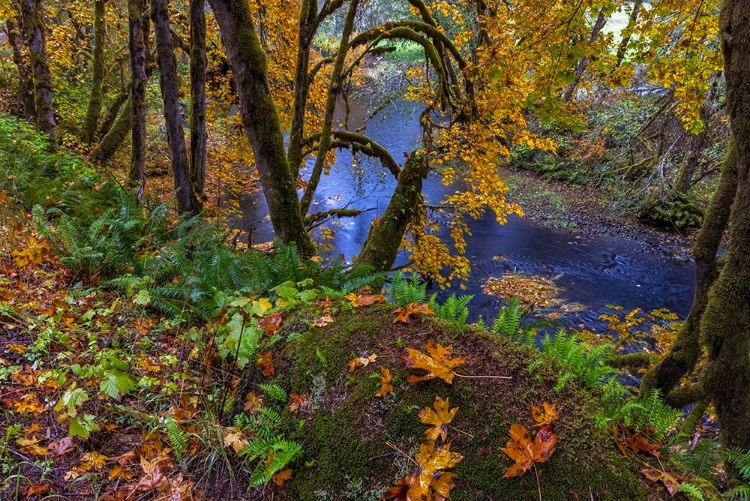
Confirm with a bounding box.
[501,165,697,262]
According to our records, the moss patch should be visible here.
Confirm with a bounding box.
[248,304,654,500]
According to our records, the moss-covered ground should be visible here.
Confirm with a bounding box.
[234,303,659,500]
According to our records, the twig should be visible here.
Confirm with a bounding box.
[454,373,512,380]
[533,462,542,501]
[385,441,419,469]
[448,424,474,439]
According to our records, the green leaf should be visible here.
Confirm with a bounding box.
[134,289,151,306]
[69,414,99,439]
[100,369,136,399]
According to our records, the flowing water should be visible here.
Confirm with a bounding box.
[232,99,695,327]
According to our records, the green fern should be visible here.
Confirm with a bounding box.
[728,485,750,501]
[539,330,616,389]
[429,293,473,329]
[166,418,189,461]
[388,271,427,306]
[492,297,523,337]
[258,383,287,403]
[678,482,704,500]
[727,448,750,482]
[249,440,303,486]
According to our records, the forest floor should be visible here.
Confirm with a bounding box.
[501,165,698,262]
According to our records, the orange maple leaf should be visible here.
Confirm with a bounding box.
[641,466,681,496]
[393,302,435,323]
[348,353,377,373]
[289,393,309,413]
[259,312,284,336]
[500,423,557,478]
[257,351,275,377]
[409,441,463,499]
[244,392,263,413]
[375,366,394,397]
[419,396,458,442]
[401,339,465,384]
[530,402,559,427]
[345,287,386,307]
[272,468,293,486]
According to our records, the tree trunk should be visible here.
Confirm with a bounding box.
[20,0,56,149]
[95,89,129,140]
[207,0,314,256]
[189,0,207,206]
[81,0,106,145]
[299,0,359,216]
[615,0,644,68]
[6,8,36,118]
[152,0,199,215]
[358,153,427,270]
[641,141,737,398]
[128,0,148,192]
[90,94,132,165]
[674,75,721,193]
[562,8,607,103]
[700,0,750,455]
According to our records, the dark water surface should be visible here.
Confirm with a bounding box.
[233,100,695,326]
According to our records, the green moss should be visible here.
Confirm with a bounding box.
[272,306,650,500]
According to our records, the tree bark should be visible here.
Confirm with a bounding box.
[152,0,199,215]
[615,0,644,68]
[358,153,427,270]
[641,140,737,397]
[299,0,359,216]
[128,0,148,192]
[207,0,314,256]
[189,0,207,206]
[6,7,36,118]
[95,89,129,140]
[82,0,106,145]
[20,0,56,149]
[700,0,750,456]
[562,8,607,103]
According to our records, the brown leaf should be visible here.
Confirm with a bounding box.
[48,436,74,457]
[401,339,465,384]
[289,393,309,413]
[393,302,435,323]
[375,366,394,397]
[419,396,458,442]
[380,475,410,500]
[530,402,558,427]
[410,441,463,499]
[272,468,293,486]
[244,392,263,413]
[533,424,557,463]
[620,426,661,457]
[23,484,50,498]
[312,314,334,327]
[345,287,386,307]
[257,351,275,377]
[347,353,377,373]
[260,312,284,336]
[641,466,681,496]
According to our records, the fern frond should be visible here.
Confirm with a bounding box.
[258,383,287,403]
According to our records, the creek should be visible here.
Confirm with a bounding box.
[231,99,695,327]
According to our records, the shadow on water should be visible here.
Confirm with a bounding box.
[231,99,695,328]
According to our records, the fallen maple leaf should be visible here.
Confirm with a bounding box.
[419,396,458,442]
[402,340,465,384]
[345,287,386,307]
[108,464,135,481]
[348,353,377,373]
[380,475,411,500]
[530,402,559,427]
[244,392,263,412]
[641,466,681,496]
[48,436,74,457]
[393,302,435,323]
[375,366,394,397]
[223,429,248,454]
[23,483,50,498]
[500,423,557,478]
[260,312,284,336]
[17,436,48,457]
[272,467,293,486]
[316,297,335,309]
[618,425,661,457]
[312,314,334,327]
[410,441,463,499]
[289,393,309,413]
[13,393,45,415]
[257,350,275,377]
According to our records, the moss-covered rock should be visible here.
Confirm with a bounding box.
[241,303,656,500]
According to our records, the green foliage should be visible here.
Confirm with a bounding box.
[258,383,288,403]
[429,292,473,329]
[166,418,189,461]
[636,189,704,229]
[492,297,523,337]
[388,271,427,306]
[679,482,705,500]
[599,389,680,439]
[537,330,617,390]
[726,447,750,499]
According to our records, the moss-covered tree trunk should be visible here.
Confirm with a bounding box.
[207,0,314,256]
[6,9,36,119]
[358,153,426,270]
[152,0,198,215]
[81,0,106,145]
[189,0,206,207]
[90,94,131,164]
[641,141,737,399]
[95,89,129,141]
[700,0,750,455]
[299,0,359,216]
[614,0,643,68]
[562,7,607,103]
[20,0,56,149]
[128,0,148,192]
